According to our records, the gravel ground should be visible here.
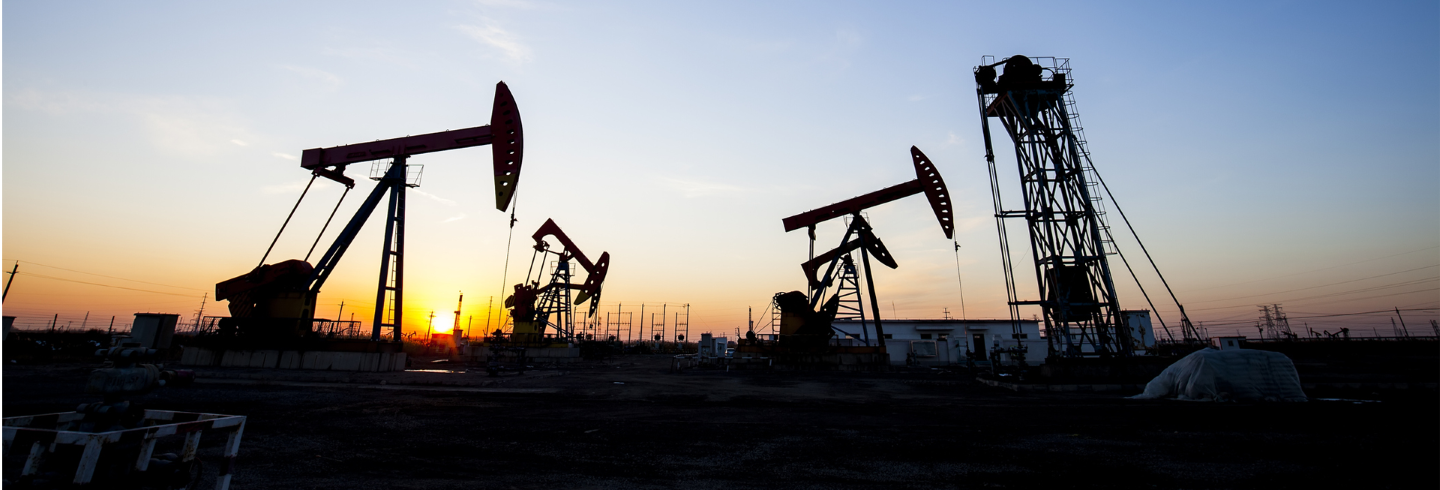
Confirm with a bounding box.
[4,356,1435,489]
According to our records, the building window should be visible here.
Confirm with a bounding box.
[884,334,893,339]
[919,334,932,340]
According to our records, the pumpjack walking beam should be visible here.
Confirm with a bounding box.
[299,81,525,342]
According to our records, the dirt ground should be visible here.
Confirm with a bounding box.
[4,355,1436,489]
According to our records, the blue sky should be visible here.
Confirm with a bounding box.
[4,1,1437,337]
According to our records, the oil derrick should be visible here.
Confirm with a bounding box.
[974,56,1132,358]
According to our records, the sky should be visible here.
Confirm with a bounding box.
[3,0,1437,340]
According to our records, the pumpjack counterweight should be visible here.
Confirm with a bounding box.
[975,55,1133,358]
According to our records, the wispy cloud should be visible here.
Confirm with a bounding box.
[455,18,532,63]
[658,177,751,198]
[945,131,965,147]
[231,139,249,146]
[9,89,260,158]
[280,65,342,91]
[321,44,417,69]
[814,26,864,71]
[261,180,310,194]
[442,214,468,223]
[273,152,298,161]
[473,0,539,8]
[413,189,458,206]
[908,94,926,102]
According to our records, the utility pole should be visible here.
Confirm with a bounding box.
[453,291,464,338]
[3,261,17,302]
[195,293,208,333]
[1394,307,1410,337]
[484,296,494,337]
[427,311,435,342]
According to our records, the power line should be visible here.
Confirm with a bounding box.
[1189,277,1438,312]
[0,260,207,291]
[14,272,201,297]
[1196,305,1440,327]
[1182,245,1440,292]
[1188,264,1439,305]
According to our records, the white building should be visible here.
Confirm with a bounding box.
[827,310,1157,365]
[831,318,1045,366]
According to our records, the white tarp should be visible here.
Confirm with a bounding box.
[1131,348,1307,402]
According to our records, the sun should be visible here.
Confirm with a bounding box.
[426,311,457,335]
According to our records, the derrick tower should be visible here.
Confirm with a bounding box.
[974,55,1132,358]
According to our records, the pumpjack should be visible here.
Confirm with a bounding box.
[213,81,524,348]
[756,146,954,355]
[501,218,611,346]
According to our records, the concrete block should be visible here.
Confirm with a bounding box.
[250,350,279,368]
[220,351,248,367]
[331,352,362,371]
[181,347,217,366]
[279,351,301,369]
[301,351,327,370]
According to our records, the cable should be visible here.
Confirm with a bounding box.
[1191,307,1440,328]
[259,174,317,268]
[1088,164,1196,338]
[1188,264,1439,305]
[1188,277,1439,312]
[1108,235,1175,341]
[16,272,199,297]
[0,261,207,291]
[952,241,968,320]
[495,190,520,334]
[306,184,352,262]
[1185,244,1440,292]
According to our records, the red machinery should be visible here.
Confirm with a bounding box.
[215,81,524,345]
[504,218,610,344]
[770,146,954,347]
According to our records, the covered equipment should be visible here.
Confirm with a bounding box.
[1131,349,1307,402]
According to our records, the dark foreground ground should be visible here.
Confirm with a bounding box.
[4,356,1436,489]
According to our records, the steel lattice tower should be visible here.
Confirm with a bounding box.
[832,255,865,322]
[974,55,1133,358]
[534,261,575,340]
